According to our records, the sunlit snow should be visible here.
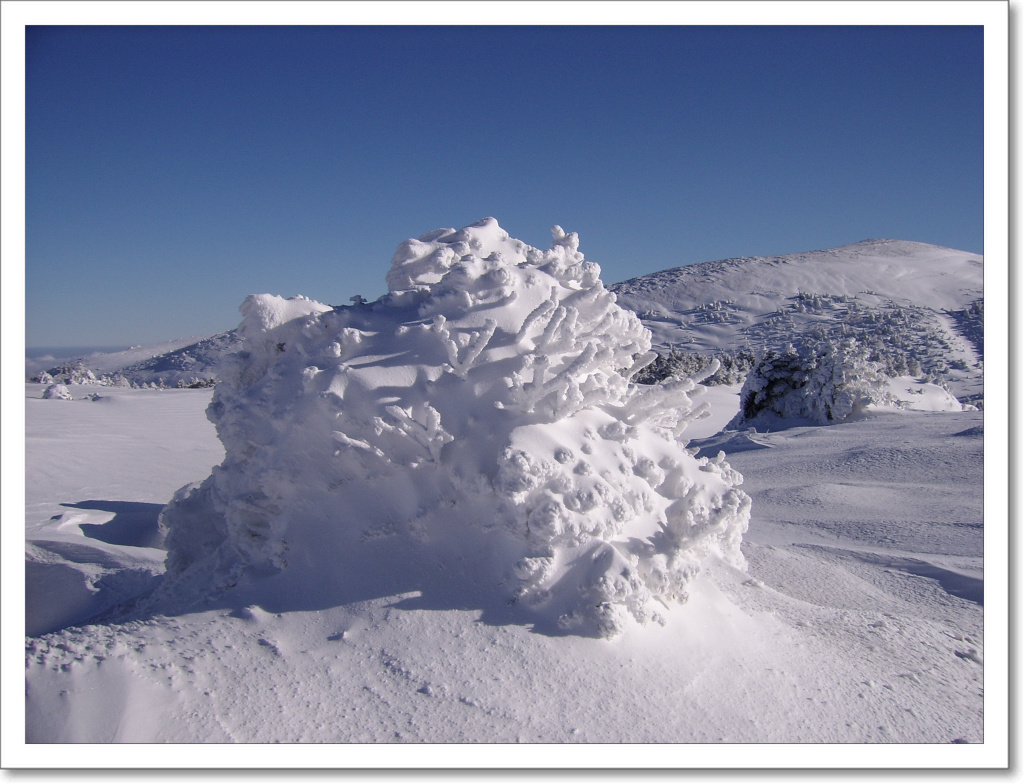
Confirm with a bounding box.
[22,220,984,749]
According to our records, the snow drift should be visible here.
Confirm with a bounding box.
[156,219,750,637]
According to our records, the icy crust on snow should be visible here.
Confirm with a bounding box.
[157,219,750,637]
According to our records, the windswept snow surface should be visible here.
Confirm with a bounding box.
[24,386,224,638]
[20,222,986,755]
[22,387,985,749]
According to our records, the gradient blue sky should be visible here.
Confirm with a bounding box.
[25,23,983,349]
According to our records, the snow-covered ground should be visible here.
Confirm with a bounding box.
[17,384,989,757]
[11,220,1003,767]
[24,386,224,637]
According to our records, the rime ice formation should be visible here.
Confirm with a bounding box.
[729,340,965,428]
[731,341,892,426]
[42,383,73,400]
[158,219,750,637]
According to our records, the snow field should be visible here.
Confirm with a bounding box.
[20,381,985,748]
[16,220,991,757]
[24,386,224,637]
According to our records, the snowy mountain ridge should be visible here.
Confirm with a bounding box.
[29,331,243,389]
[610,238,983,405]
[612,238,981,313]
[31,239,983,404]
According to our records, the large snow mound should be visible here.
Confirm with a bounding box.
[156,218,750,638]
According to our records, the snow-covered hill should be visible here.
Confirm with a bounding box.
[28,239,984,408]
[610,239,983,406]
[29,331,242,389]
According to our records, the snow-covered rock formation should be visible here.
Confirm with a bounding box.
[41,383,73,400]
[156,219,750,638]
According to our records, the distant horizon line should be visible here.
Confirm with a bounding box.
[25,344,134,358]
[25,235,983,355]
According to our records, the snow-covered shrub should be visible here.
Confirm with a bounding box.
[634,349,756,386]
[730,339,893,427]
[103,373,131,387]
[633,350,710,385]
[42,383,73,400]
[43,360,99,385]
[32,371,54,385]
[175,377,217,389]
[157,218,750,638]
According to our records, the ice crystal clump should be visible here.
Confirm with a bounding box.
[158,218,750,638]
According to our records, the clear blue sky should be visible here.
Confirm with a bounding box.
[25,24,983,349]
